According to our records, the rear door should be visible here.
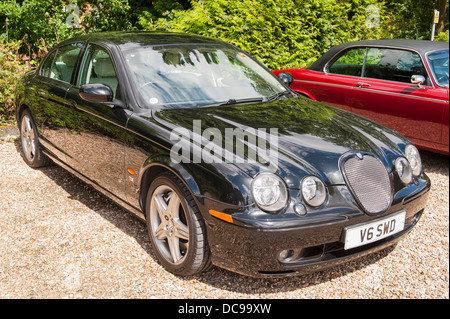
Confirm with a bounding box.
[351,47,446,146]
[30,43,83,162]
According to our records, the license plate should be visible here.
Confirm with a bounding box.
[344,210,406,250]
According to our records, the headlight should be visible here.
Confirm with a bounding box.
[301,176,327,207]
[405,144,422,176]
[395,157,412,184]
[251,172,288,212]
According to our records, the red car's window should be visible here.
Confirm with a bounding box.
[364,48,428,85]
[327,48,365,77]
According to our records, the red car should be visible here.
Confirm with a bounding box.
[274,40,449,155]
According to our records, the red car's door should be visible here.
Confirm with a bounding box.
[289,71,356,112]
[351,47,447,149]
[280,47,369,112]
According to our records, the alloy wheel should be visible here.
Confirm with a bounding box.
[149,185,190,265]
[21,114,36,162]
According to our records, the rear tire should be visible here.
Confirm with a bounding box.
[145,172,211,276]
[19,109,51,168]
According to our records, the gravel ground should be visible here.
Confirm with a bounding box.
[0,130,448,299]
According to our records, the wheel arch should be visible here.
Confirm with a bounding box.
[138,161,203,216]
[16,103,30,127]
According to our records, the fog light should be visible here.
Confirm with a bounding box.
[278,249,294,262]
[294,203,307,216]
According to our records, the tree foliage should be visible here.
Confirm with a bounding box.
[0,0,135,58]
[140,0,393,69]
[1,0,447,65]
[1,0,72,58]
[384,0,449,40]
[0,0,448,123]
[0,41,27,123]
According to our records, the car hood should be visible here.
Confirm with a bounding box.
[148,97,408,187]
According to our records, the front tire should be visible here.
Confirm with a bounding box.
[145,172,211,276]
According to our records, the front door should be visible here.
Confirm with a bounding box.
[295,47,367,112]
[64,43,130,202]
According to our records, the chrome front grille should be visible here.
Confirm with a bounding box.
[342,153,392,214]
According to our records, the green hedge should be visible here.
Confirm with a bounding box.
[0,41,28,124]
[0,0,133,58]
[142,0,391,69]
[1,0,447,123]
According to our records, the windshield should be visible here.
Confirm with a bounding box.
[426,50,449,87]
[123,44,287,109]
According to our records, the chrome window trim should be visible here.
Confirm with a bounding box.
[293,79,444,103]
[323,45,435,88]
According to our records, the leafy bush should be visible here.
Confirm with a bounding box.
[134,0,192,24]
[384,0,449,40]
[142,0,390,69]
[0,0,74,59]
[0,0,447,124]
[436,30,449,41]
[0,41,29,124]
[0,0,134,58]
[79,0,133,32]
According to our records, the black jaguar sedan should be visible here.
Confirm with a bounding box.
[15,32,430,277]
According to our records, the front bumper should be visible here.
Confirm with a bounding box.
[202,175,431,277]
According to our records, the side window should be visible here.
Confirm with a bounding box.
[48,43,83,83]
[41,50,57,78]
[364,48,428,84]
[327,48,366,76]
[79,44,119,98]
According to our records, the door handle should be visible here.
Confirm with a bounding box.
[357,82,371,88]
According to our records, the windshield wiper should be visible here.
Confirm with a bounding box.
[199,97,264,108]
[267,90,293,102]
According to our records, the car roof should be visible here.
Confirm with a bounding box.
[59,31,230,49]
[308,39,449,71]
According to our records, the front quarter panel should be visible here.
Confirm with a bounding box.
[124,112,252,216]
[273,68,357,112]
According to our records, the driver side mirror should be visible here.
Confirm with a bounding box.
[411,75,426,89]
[79,83,125,108]
[80,83,114,103]
[278,72,294,87]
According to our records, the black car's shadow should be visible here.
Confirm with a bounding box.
[13,139,447,295]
